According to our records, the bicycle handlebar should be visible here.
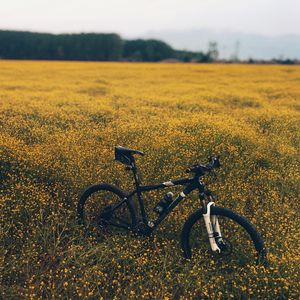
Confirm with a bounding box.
[186,156,221,175]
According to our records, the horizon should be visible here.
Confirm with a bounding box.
[1,27,300,39]
[2,28,299,60]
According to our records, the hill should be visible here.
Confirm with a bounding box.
[143,29,300,60]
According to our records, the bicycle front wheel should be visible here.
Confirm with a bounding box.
[181,206,266,266]
[77,183,137,235]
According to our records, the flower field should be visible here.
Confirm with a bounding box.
[1,60,299,299]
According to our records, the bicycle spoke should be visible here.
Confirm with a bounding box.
[80,187,134,234]
[190,214,257,266]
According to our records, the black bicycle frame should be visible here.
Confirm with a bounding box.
[115,158,207,232]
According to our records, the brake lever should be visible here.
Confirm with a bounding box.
[215,155,221,168]
[208,155,221,169]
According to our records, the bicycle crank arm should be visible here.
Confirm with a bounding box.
[203,202,221,253]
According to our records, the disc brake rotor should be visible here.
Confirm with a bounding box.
[215,237,233,256]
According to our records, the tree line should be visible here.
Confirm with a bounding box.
[0,30,214,62]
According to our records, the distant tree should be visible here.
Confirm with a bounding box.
[174,49,209,62]
[273,58,295,65]
[207,41,219,62]
[0,31,122,61]
[123,39,174,62]
[130,50,143,61]
[0,30,224,63]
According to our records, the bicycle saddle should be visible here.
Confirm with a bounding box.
[115,146,144,156]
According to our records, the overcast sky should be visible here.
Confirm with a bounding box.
[0,0,299,37]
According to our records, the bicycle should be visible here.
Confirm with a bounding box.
[77,146,267,265]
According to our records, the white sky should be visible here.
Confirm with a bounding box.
[0,0,299,37]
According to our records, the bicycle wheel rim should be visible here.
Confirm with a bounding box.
[188,210,261,267]
[81,189,134,235]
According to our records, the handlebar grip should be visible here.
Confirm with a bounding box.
[185,156,220,175]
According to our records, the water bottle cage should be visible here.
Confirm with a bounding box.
[153,193,173,214]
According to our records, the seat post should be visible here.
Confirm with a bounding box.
[131,158,148,222]
[131,157,141,187]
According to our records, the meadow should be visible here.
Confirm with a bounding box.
[0,61,299,299]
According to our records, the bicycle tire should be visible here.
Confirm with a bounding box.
[181,206,266,264]
[77,183,137,233]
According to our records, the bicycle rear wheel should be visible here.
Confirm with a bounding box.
[181,206,266,266]
[77,183,136,235]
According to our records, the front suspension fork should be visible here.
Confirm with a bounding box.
[202,201,223,253]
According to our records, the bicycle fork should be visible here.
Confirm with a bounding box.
[203,202,223,253]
